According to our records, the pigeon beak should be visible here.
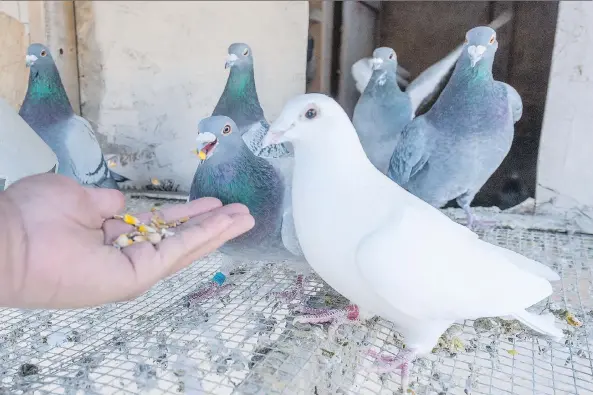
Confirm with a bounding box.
[261,130,283,148]
[262,121,294,148]
[370,57,383,71]
[194,132,218,161]
[225,53,238,69]
[467,45,486,68]
[25,54,38,67]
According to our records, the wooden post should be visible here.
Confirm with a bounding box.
[319,1,334,95]
[536,2,593,212]
[28,0,80,115]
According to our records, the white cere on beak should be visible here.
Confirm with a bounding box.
[370,57,383,70]
[467,45,486,67]
[225,53,239,69]
[25,54,38,67]
[195,132,217,144]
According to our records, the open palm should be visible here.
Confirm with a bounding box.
[1,173,254,309]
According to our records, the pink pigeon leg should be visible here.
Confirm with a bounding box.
[269,274,306,303]
[366,348,417,393]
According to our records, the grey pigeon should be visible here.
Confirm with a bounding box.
[212,42,290,160]
[19,43,128,189]
[188,115,308,301]
[352,12,512,174]
[387,26,522,229]
[352,47,413,173]
[352,11,512,96]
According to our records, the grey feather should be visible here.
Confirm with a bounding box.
[352,13,514,175]
[387,26,521,227]
[19,43,127,190]
[500,82,523,123]
[352,47,413,174]
[212,43,291,160]
[190,116,303,264]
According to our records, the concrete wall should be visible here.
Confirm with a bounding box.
[0,1,30,110]
[75,1,309,192]
[536,1,593,211]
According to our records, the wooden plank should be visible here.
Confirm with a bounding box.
[536,2,593,210]
[491,2,515,82]
[0,12,28,110]
[475,1,559,208]
[379,1,490,79]
[28,0,80,114]
[338,0,379,116]
[319,1,334,95]
[360,1,381,12]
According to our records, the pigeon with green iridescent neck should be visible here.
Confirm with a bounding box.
[187,115,309,302]
[212,42,290,160]
[387,26,522,229]
[19,43,128,189]
[352,13,512,174]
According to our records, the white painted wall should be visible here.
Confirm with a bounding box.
[0,1,30,110]
[536,1,593,211]
[75,1,309,192]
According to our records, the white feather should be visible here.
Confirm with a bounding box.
[352,57,410,93]
[273,94,563,354]
[406,45,464,114]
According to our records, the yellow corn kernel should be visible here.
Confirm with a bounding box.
[123,214,139,225]
[566,312,582,327]
[151,177,161,186]
[138,224,156,234]
[198,150,206,160]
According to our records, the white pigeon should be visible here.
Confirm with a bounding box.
[261,93,563,392]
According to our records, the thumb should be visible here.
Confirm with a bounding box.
[86,187,126,219]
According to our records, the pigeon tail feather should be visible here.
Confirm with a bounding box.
[510,310,563,342]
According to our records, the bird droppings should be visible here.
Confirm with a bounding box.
[565,312,583,327]
[18,364,39,377]
[1,198,592,394]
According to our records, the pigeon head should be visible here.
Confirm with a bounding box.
[225,43,253,69]
[262,93,350,149]
[463,26,498,68]
[371,47,398,71]
[25,43,57,71]
[194,116,244,162]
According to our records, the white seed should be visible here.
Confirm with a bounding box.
[147,233,162,245]
[114,234,132,248]
[133,235,148,243]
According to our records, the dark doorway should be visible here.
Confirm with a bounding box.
[379,1,559,209]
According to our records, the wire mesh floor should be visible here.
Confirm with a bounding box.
[1,196,593,395]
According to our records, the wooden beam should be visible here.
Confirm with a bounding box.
[28,0,80,114]
[319,1,334,95]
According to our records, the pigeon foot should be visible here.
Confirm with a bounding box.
[186,282,232,306]
[269,274,305,303]
[365,348,417,393]
[293,304,360,340]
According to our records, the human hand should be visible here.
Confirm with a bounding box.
[0,173,254,309]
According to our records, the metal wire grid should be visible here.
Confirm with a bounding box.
[0,199,592,395]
